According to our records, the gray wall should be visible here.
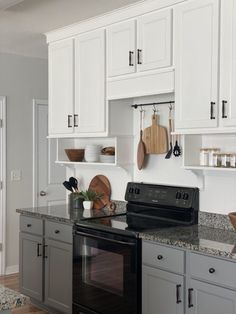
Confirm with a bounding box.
[0,53,48,271]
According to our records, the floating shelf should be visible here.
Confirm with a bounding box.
[183,165,236,172]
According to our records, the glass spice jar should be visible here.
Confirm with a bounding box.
[230,153,236,168]
[221,154,231,168]
[208,148,221,167]
[213,153,222,167]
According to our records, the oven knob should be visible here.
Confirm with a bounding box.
[183,193,189,200]
[176,192,182,199]
[129,187,134,194]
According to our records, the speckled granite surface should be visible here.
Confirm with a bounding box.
[0,285,29,310]
[199,211,234,231]
[140,225,236,260]
[16,200,127,224]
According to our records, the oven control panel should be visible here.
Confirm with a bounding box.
[125,182,199,209]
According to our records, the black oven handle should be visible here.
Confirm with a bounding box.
[74,231,136,247]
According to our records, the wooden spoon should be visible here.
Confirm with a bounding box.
[137,110,146,170]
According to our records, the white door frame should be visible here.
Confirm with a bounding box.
[32,99,48,207]
[0,96,6,275]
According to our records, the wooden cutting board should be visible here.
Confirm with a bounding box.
[143,114,168,154]
[89,175,115,210]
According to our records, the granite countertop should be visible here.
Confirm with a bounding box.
[140,224,236,260]
[16,201,126,224]
[0,285,29,310]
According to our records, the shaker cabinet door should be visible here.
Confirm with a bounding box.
[75,29,106,134]
[19,232,43,301]
[220,0,236,127]
[44,239,72,314]
[107,20,136,77]
[174,0,219,129]
[142,266,184,314]
[188,279,236,314]
[137,9,172,72]
[48,38,74,135]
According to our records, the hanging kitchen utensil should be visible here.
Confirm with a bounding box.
[137,109,146,170]
[89,175,116,211]
[173,134,181,157]
[165,106,173,159]
[69,177,79,192]
[63,181,73,193]
[143,111,168,155]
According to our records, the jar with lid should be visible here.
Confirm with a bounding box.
[200,149,209,166]
[221,154,231,168]
[208,148,220,167]
[213,153,222,167]
[230,153,236,168]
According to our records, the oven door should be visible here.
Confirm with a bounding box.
[73,227,140,314]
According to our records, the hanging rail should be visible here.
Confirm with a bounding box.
[131,101,175,109]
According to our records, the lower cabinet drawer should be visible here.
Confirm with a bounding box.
[190,253,236,289]
[20,216,43,236]
[142,241,184,274]
[45,220,72,244]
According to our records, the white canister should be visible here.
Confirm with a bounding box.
[230,154,236,168]
[85,145,100,162]
[200,149,209,166]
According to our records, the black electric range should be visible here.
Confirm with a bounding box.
[73,183,199,314]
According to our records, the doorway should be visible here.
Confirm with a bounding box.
[0,96,6,275]
[33,99,66,208]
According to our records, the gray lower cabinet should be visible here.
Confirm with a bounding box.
[19,215,72,314]
[188,279,236,314]
[19,232,43,301]
[142,265,184,314]
[44,239,72,313]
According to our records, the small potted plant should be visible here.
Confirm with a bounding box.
[77,190,103,210]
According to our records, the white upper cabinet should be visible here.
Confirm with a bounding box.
[75,29,106,134]
[174,0,219,130]
[137,10,172,72]
[49,39,74,135]
[220,0,236,128]
[107,20,136,77]
[107,9,172,78]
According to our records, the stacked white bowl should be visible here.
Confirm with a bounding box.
[84,145,101,162]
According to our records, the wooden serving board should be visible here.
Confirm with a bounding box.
[143,114,168,154]
[89,175,114,210]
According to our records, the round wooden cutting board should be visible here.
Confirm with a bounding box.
[89,175,114,210]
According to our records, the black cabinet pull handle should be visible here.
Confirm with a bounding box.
[176,284,182,304]
[210,102,216,120]
[188,288,194,308]
[222,100,228,119]
[37,243,42,257]
[54,230,60,234]
[27,224,32,228]
[74,114,78,127]
[137,49,142,65]
[43,245,48,259]
[157,255,163,260]
[129,51,134,66]
[67,115,73,128]
[209,268,215,274]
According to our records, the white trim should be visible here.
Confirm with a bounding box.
[32,99,48,208]
[5,264,19,275]
[0,96,6,276]
[45,0,187,43]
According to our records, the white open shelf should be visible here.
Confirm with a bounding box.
[182,133,236,189]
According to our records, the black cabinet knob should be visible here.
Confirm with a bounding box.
[27,224,32,228]
[157,255,163,260]
[209,268,215,274]
[54,230,60,234]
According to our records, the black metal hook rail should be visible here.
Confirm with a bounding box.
[131,101,175,109]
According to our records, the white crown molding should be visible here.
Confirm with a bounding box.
[45,0,186,43]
